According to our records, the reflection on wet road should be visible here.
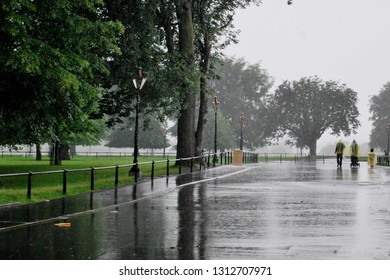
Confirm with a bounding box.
[1,161,390,259]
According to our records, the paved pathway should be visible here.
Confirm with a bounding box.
[1,160,390,259]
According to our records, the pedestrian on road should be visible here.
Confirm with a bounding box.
[367,148,377,168]
[199,148,208,170]
[335,140,346,168]
[349,139,360,167]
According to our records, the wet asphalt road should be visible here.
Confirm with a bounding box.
[1,160,390,260]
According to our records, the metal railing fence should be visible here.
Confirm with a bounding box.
[0,151,260,200]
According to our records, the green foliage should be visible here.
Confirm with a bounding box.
[202,110,236,150]
[209,57,274,149]
[99,0,184,127]
[0,0,123,147]
[369,82,390,150]
[266,76,361,155]
[106,117,170,149]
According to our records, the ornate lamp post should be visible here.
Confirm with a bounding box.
[129,67,147,178]
[211,96,220,167]
[239,112,245,151]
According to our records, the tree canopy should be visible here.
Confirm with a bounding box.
[266,76,360,156]
[0,0,123,148]
[202,109,236,151]
[369,82,390,150]
[106,117,170,150]
[209,57,274,149]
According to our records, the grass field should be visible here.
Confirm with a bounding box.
[0,156,182,204]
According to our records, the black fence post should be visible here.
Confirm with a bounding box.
[166,159,170,177]
[191,157,194,172]
[151,161,155,180]
[27,171,32,199]
[134,163,139,183]
[90,167,95,191]
[63,169,67,194]
[179,158,182,174]
[115,165,119,187]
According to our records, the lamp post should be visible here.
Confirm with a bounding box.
[212,96,220,167]
[129,67,147,178]
[239,112,245,151]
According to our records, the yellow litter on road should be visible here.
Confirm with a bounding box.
[54,223,71,228]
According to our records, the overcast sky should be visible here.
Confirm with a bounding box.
[225,0,390,148]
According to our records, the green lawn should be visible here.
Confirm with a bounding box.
[0,156,181,204]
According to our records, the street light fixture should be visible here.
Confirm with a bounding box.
[129,67,147,179]
[211,96,220,167]
[239,112,245,151]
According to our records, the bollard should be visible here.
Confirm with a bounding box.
[90,167,95,190]
[63,169,67,194]
[134,163,139,182]
[151,161,155,180]
[166,159,170,177]
[27,171,32,199]
[115,165,119,187]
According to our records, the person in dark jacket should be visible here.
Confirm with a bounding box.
[335,140,346,168]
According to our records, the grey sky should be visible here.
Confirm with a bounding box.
[225,0,390,148]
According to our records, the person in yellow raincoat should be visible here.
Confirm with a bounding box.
[349,139,360,167]
[367,148,377,168]
[335,140,346,168]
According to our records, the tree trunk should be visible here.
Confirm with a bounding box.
[195,77,209,156]
[195,32,211,156]
[194,1,213,156]
[53,140,61,165]
[308,140,317,157]
[175,0,196,160]
[35,143,42,161]
[60,144,71,160]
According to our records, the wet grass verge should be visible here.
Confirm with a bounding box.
[0,156,180,204]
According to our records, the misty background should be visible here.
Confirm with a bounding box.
[224,0,390,153]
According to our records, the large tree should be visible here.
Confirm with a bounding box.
[209,57,274,149]
[0,0,122,164]
[100,0,262,160]
[266,76,360,156]
[369,82,390,150]
[192,0,262,155]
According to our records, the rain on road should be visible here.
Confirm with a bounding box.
[1,160,390,260]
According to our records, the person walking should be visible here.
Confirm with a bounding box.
[367,148,377,168]
[349,139,360,167]
[199,148,208,170]
[335,140,346,168]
